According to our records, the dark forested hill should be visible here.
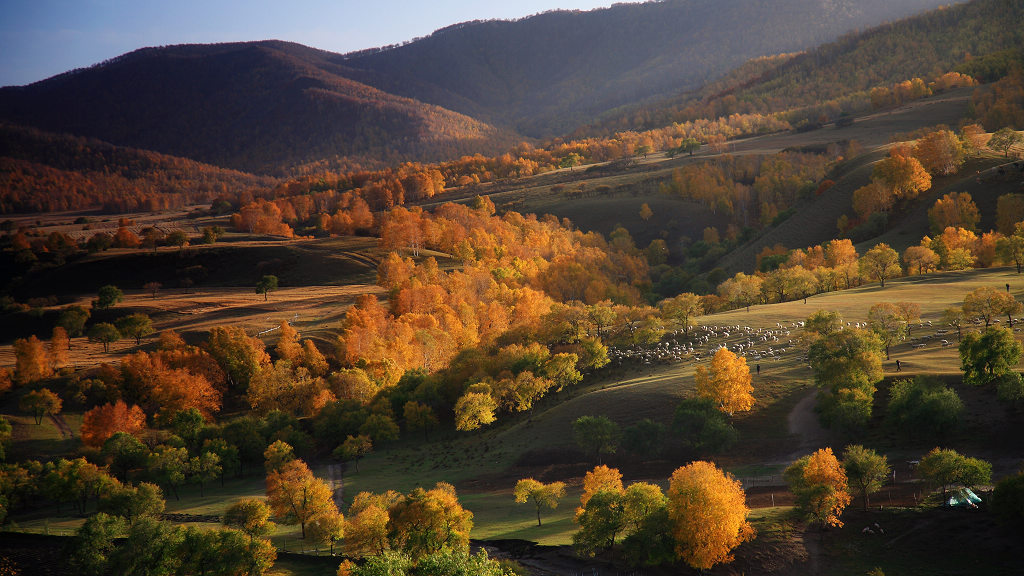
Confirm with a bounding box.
[0,41,515,175]
[0,1,959,175]
[340,0,960,136]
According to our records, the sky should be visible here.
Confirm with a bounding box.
[0,0,638,87]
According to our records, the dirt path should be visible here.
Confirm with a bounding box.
[786,389,828,459]
[49,413,73,439]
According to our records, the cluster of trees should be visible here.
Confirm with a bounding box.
[805,310,884,432]
[0,124,275,214]
[662,151,832,230]
[566,463,753,570]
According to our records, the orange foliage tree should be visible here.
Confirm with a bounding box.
[80,400,147,447]
[120,352,222,421]
[695,348,754,415]
[667,461,754,570]
[929,192,980,234]
[266,459,339,539]
[785,447,852,528]
[14,335,51,385]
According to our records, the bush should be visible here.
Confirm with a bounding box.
[887,377,962,440]
[992,471,1024,524]
[671,398,738,454]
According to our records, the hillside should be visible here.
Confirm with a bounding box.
[342,0,959,136]
[0,42,516,175]
[592,0,1024,135]
[0,124,277,213]
[0,1,959,174]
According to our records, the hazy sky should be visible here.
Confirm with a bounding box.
[0,0,638,87]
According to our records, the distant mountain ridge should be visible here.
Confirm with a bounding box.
[0,0,962,174]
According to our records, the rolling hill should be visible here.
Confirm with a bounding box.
[0,0,959,175]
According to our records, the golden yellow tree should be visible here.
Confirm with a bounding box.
[785,447,852,528]
[695,347,754,415]
[577,464,623,518]
[275,321,302,363]
[514,478,566,526]
[14,335,50,385]
[266,459,339,539]
[667,461,754,570]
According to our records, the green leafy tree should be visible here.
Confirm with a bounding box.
[189,451,221,497]
[403,401,438,441]
[842,445,891,511]
[992,470,1024,523]
[148,445,189,500]
[573,415,620,463]
[88,322,121,352]
[58,305,91,336]
[572,489,623,555]
[671,397,739,454]
[115,313,155,345]
[102,431,150,481]
[514,478,566,526]
[659,292,703,335]
[621,418,665,458]
[99,481,165,525]
[960,325,1022,387]
[69,512,125,576]
[256,275,278,301]
[887,377,963,440]
[93,284,124,310]
[0,415,11,461]
[19,387,62,424]
[166,230,189,249]
[868,302,908,360]
[918,447,992,498]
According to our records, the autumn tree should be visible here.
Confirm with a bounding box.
[785,447,852,528]
[695,347,754,415]
[718,272,763,312]
[639,203,653,221]
[224,498,275,542]
[514,478,566,526]
[88,323,121,352]
[858,243,902,287]
[333,434,372,472]
[20,387,62,424]
[206,326,269,390]
[275,322,302,363]
[989,127,1023,157]
[963,286,1022,327]
[873,150,931,200]
[667,461,754,570]
[402,401,438,441]
[143,281,162,299]
[81,401,147,447]
[388,482,473,558]
[852,180,894,220]
[266,459,338,539]
[344,490,399,558]
[255,275,278,301]
[93,285,124,310]
[14,335,51,384]
[903,245,939,275]
[929,192,979,234]
[914,129,965,175]
[842,445,891,511]
[454,383,497,431]
[115,313,155,345]
[49,326,70,372]
[659,292,703,335]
